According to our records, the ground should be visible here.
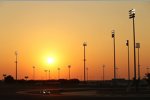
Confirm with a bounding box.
[0,81,150,100]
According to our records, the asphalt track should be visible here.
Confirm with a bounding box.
[1,91,150,100]
[1,85,150,100]
[14,89,150,100]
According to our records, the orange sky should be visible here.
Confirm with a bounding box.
[0,1,150,80]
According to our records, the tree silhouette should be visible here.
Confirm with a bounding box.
[145,73,150,85]
[4,75,14,83]
[25,76,29,80]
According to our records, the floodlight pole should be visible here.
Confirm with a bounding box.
[15,51,18,80]
[102,65,105,82]
[112,30,116,80]
[68,65,71,80]
[57,68,60,79]
[44,70,47,80]
[33,66,35,80]
[126,40,130,81]
[86,67,88,81]
[49,70,50,80]
[129,9,137,91]
[147,67,150,74]
[83,42,87,82]
[136,43,140,80]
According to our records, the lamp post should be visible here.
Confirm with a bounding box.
[102,65,105,82]
[86,67,88,81]
[68,65,71,80]
[116,67,119,79]
[3,74,7,80]
[15,51,18,80]
[44,70,47,80]
[83,42,87,82]
[147,67,150,74]
[136,43,140,80]
[58,68,60,79]
[112,30,116,80]
[129,9,136,82]
[126,40,130,81]
[33,66,35,80]
[49,70,50,80]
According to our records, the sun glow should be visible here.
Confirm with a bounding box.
[47,57,54,64]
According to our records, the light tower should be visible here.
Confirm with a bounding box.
[102,65,105,82]
[126,40,130,81]
[129,9,136,81]
[136,43,140,80]
[15,51,18,80]
[68,65,71,80]
[58,68,60,79]
[86,67,88,81]
[112,30,116,80]
[49,70,50,80]
[44,70,48,80]
[33,66,35,80]
[83,42,87,82]
[147,67,150,74]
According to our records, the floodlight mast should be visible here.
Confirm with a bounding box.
[83,42,87,82]
[136,43,140,80]
[68,65,71,80]
[15,51,18,80]
[129,9,137,91]
[112,30,116,80]
[33,66,35,80]
[126,40,130,81]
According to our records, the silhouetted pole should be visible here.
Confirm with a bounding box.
[3,74,7,80]
[147,67,150,74]
[102,65,105,82]
[116,67,119,79]
[58,68,60,79]
[112,30,116,80]
[126,40,130,81]
[15,51,18,80]
[86,67,88,81]
[129,9,137,84]
[136,43,140,80]
[44,70,47,80]
[33,66,35,80]
[83,42,87,82]
[68,65,71,80]
[49,64,51,80]
[49,70,50,80]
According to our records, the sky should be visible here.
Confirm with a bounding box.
[0,0,150,80]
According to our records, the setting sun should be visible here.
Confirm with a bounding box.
[47,57,54,64]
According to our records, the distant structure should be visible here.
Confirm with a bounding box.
[83,42,87,82]
[129,9,136,81]
[68,65,71,80]
[136,43,140,80]
[15,51,18,80]
[49,70,50,80]
[147,66,150,74]
[129,8,137,91]
[33,66,35,80]
[126,40,130,81]
[3,74,7,80]
[86,67,88,81]
[44,70,48,80]
[25,76,28,80]
[102,65,105,82]
[111,30,116,80]
[58,68,60,79]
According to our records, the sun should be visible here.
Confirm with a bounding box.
[47,57,54,64]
